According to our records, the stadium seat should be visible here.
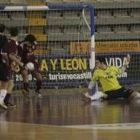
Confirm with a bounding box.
[131,25,140,33]
[10,0,27,4]
[114,26,129,33]
[46,0,63,3]
[63,0,81,3]
[29,19,46,26]
[114,9,129,17]
[0,0,10,4]
[131,9,140,17]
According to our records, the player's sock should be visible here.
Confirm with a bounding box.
[4,93,11,105]
[23,82,29,92]
[36,80,42,92]
[90,91,105,101]
[134,92,140,98]
[0,90,7,102]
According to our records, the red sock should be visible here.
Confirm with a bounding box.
[36,80,42,91]
[23,83,29,91]
[4,93,11,105]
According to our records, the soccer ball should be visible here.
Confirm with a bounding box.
[25,62,34,71]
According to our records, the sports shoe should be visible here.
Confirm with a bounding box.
[0,101,8,109]
[80,92,92,103]
[7,103,17,108]
[35,90,42,99]
[37,94,42,99]
[22,89,31,99]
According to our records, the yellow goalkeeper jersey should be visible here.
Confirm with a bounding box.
[93,66,122,92]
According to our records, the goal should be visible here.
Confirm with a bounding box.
[0,5,95,89]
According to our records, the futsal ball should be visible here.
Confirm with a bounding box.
[25,62,35,71]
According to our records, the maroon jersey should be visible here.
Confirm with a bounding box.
[0,35,9,63]
[7,39,19,76]
[19,41,36,64]
[18,41,40,71]
[8,39,18,62]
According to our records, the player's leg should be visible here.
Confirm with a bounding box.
[21,69,30,98]
[81,81,106,102]
[33,70,42,98]
[0,64,9,109]
[129,91,140,99]
[0,81,9,109]
[81,91,106,102]
[4,79,16,108]
[117,87,140,100]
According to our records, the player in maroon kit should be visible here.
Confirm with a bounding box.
[0,24,9,109]
[18,34,42,98]
[3,27,24,108]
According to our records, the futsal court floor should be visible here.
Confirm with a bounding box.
[0,88,140,140]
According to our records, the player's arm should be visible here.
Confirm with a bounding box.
[1,36,9,65]
[8,53,24,67]
[87,70,99,94]
[120,54,131,73]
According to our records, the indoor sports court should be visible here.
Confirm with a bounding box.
[0,88,140,140]
[0,0,140,140]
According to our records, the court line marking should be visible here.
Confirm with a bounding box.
[62,123,140,130]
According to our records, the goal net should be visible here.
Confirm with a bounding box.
[95,7,140,89]
[0,5,95,89]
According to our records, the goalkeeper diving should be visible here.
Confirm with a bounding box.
[81,55,140,102]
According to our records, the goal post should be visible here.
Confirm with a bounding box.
[0,5,96,90]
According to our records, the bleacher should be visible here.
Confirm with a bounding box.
[0,0,140,54]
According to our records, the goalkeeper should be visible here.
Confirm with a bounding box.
[81,56,140,102]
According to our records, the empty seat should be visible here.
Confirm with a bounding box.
[114,26,129,33]
[11,12,26,19]
[18,33,27,42]
[34,34,47,41]
[0,12,8,18]
[48,33,90,41]
[10,0,27,4]
[47,26,63,34]
[96,32,140,41]
[48,18,83,26]
[27,0,45,3]
[97,26,113,33]
[46,0,63,3]
[97,10,113,18]
[96,0,115,2]
[63,11,81,19]
[46,11,63,19]
[63,0,80,3]
[0,19,11,27]
[10,19,28,27]
[47,42,70,55]
[29,18,46,26]
[113,0,132,2]
[131,25,140,32]
[0,0,10,4]
[131,9,140,17]
[114,10,129,17]
[80,0,95,3]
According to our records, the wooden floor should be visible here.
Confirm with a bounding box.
[0,89,140,140]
